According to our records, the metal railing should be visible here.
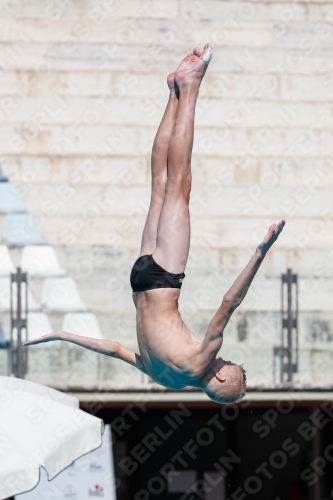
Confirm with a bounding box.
[10,267,28,378]
[274,269,299,383]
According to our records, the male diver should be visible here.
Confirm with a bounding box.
[24,44,285,403]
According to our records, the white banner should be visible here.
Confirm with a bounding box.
[17,425,117,500]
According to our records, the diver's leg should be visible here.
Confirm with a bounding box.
[139,49,202,256]
[152,44,212,273]
[139,91,179,256]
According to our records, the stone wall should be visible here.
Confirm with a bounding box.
[1,0,333,387]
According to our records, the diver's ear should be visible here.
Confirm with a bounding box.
[215,372,226,382]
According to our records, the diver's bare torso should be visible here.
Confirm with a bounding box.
[133,289,210,389]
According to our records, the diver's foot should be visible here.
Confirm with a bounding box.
[174,43,212,90]
[167,47,201,93]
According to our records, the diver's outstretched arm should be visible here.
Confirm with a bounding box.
[23,331,148,375]
[202,220,286,353]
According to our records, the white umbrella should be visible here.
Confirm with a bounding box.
[0,377,104,499]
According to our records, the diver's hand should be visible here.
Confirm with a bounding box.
[23,331,64,346]
[256,220,286,258]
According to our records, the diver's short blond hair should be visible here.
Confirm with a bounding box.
[204,365,247,404]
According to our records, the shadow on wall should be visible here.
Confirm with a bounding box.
[308,318,332,342]
[237,316,248,342]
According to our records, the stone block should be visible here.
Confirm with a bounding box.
[3,155,333,189]
[1,155,150,186]
[4,96,333,129]
[2,122,333,157]
[2,70,333,104]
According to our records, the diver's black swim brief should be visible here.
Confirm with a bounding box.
[130,254,185,293]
